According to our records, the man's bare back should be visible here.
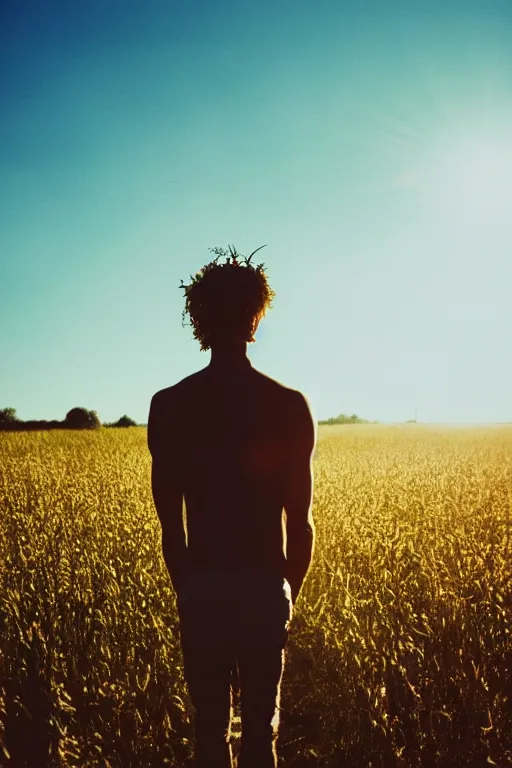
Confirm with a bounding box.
[148,356,315,601]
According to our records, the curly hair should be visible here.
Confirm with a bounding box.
[179,245,276,351]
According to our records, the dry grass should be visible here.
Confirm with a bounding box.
[0,425,510,766]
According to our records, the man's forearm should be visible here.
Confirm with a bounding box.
[285,522,315,603]
[161,530,189,596]
[152,481,189,596]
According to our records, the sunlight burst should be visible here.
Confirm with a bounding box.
[426,135,512,218]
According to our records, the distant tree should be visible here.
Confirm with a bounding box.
[0,407,18,424]
[113,415,137,427]
[65,407,101,430]
[318,413,370,425]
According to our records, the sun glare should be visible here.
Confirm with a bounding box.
[423,134,512,226]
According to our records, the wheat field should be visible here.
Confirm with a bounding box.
[0,426,510,767]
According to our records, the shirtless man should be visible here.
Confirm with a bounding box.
[148,246,316,768]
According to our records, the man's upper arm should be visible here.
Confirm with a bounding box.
[148,390,181,461]
[147,394,162,461]
[147,391,183,512]
[283,391,316,525]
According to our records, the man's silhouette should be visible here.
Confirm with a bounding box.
[148,247,316,768]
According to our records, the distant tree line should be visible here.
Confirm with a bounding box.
[0,408,138,431]
[318,413,374,425]
[2,406,376,430]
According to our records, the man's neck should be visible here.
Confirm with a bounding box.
[209,341,251,371]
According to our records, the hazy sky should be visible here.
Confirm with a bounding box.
[2,0,511,424]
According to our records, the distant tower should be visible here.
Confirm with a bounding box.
[415,406,418,423]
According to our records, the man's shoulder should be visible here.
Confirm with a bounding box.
[251,369,315,430]
[150,368,208,408]
[251,367,305,401]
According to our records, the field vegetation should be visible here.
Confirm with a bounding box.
[0,426,510,766]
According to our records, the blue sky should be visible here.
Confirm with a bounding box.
[1,0,511,424]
